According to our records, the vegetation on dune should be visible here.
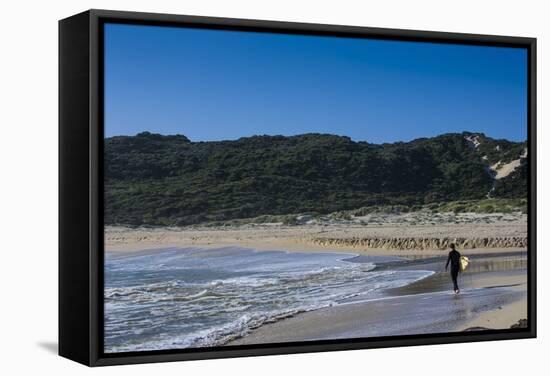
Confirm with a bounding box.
[432,198,527,214]
[104,131,527,226]
[338,198,527,216]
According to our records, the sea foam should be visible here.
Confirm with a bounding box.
[104,247,432,352]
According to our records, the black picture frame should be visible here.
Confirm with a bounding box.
[59,9,537,367]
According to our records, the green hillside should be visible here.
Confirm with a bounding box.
[104,131,527,226]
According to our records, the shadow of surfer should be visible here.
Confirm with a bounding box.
[445,243,462,294]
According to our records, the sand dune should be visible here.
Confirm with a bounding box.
[105,211,527,256]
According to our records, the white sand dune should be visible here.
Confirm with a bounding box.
[490,158,523,179]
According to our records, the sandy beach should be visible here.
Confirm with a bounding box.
[104,212,528,348]
[105,210,527,255]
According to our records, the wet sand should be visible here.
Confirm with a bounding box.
[230,252,527,345]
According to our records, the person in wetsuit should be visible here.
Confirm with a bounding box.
[445,243,461,294]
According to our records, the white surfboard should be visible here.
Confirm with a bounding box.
[459,256,470,272]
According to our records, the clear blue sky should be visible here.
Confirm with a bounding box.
[104,23,527,143]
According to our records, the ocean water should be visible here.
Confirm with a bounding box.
[104,247,433,353]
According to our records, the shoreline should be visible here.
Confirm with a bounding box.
[230,257,527,345]
[105,242,527,347]
[104,220,528,347]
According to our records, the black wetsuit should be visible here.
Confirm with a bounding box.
[445,249,461,291]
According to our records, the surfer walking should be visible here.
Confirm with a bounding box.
[445,243,461,294]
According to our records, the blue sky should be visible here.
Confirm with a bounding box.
[104,23,527,143]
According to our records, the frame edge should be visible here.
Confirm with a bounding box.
[60,8,537,367]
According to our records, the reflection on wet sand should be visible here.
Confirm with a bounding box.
[232,250,528,345]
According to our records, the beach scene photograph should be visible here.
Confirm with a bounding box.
[103,23,528,353]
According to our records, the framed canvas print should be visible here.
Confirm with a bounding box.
[59,9,536,366]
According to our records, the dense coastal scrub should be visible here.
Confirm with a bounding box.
[105,132,527,226]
